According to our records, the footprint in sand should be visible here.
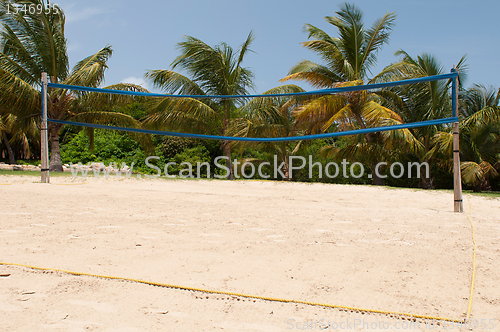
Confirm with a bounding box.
[67,234,82,239]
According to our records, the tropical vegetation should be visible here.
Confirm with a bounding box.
[143,33,255,179]
[280,3,420,185]
[0,1,498,192]
[0,0,147,171]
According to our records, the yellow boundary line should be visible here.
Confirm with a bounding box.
[0,261,463,323]
[464,195,477,320]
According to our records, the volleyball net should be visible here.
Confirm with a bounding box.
[44,72,459,142]
[40,70,463,211]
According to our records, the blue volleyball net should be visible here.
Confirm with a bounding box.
[40,70,463,212]
[44,72,459,142]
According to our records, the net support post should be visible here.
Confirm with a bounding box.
[41,72,50,184]
[451,67,463,212]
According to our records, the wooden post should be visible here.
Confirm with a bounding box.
[451,67,463,212]
[41,72,50,183]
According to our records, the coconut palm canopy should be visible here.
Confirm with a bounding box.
[144,32,255,179]
[0,0,147,171]
[230,84,308,180]
[280,3,422,184]
[283,3,396,85]
[372,51,467,188]
[432,85,500,191]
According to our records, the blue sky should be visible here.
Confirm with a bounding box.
[57,0,498,93]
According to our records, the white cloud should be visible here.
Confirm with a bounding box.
[121,76,150,90]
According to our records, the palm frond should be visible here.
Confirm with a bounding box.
[318,144,338,158]
[0,67,40,115]
[236,30,255,68]
[143,97,219,135]
[462,106,500,130]
[281,60,342,88]
[170,35,254,102]
[145,69,206,96]
[432,131,453,156]
[76,83,151,113]
[1,0,68,82]
[64,45,112,87]
[294,94,349,133]
[461,161,485,186]
[361,11,396,72]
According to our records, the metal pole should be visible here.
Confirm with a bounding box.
[41,72,50,183]
[451,67,463,212]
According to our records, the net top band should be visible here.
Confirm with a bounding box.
[47,72,459,99]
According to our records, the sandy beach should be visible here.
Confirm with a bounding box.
[0,174,498,331]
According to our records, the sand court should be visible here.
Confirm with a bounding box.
[0,174,499,331]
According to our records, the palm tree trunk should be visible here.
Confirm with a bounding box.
[418,138,434,189]
[222,141,233,180]
[281,142,291,181]
[362,133,385,185]
[352,109,385,185]
[371,162,385,186]
[418,167,434,189]
[2,131,16,165]
[283,156,291,181]
[49,129,63,172]
[362,131,385,186]
[222,102,233,180]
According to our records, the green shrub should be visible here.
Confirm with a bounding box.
[167,146,212,178]
[60,129,148,171]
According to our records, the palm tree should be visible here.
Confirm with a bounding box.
[144,33,255,179]
[459,124,500,192]
[0,112,39,163]
[374,51,467,188]
[458,85,500,191]
[432,85,500,192]
[0,114,16,164]
[461,84,500,121]
[281,3,417,185]
[0,0,145,171]
[230,85,306,180]
[283,2,395,84]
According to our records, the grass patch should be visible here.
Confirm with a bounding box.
[0,169,216,181]
[463,190,500,199]
[0,169,72,177]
